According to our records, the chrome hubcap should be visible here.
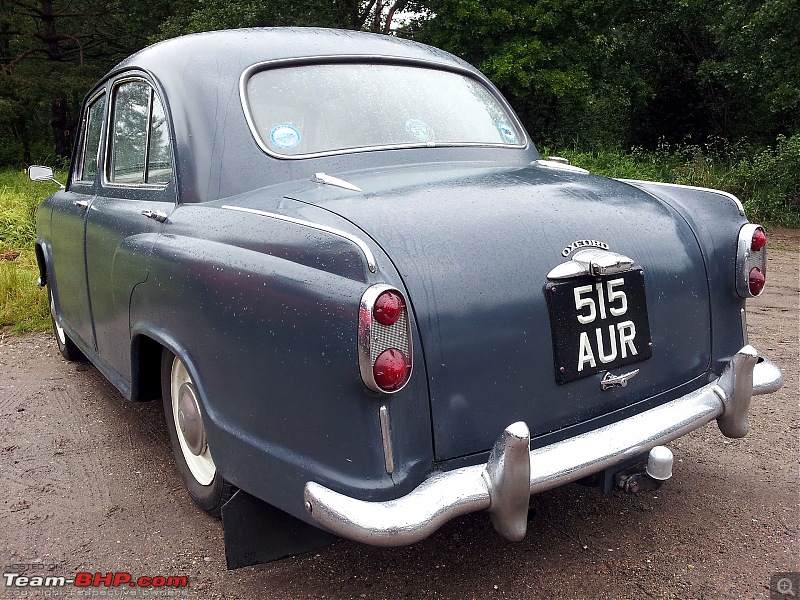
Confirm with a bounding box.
[177,382,206,456]
[171,357,216,486]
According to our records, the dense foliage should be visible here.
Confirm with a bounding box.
[414,0,798,149]
[1,1,797,333]
[553,135,800,227]
[0,0,797,221]
[2,0,797,158]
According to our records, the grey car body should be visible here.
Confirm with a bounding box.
[34,28,782,549]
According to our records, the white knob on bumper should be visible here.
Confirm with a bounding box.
[646,446,673,481]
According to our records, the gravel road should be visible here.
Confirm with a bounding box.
[1,229,797,600]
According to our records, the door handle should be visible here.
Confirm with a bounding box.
[141,209,168,223]
[73,200,89,209]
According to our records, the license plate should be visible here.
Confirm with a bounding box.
[546,268,652,384]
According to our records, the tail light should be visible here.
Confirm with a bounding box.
[736,224,767,297]
[358,284,413,393]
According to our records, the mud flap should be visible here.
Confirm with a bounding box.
[221,490,337,569]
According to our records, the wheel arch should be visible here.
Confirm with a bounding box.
[130,333,163,402]
[34,239,49,288]
[129,327,210,414]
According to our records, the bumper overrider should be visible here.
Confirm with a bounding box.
[304,346,783,546]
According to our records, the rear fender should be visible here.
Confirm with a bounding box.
[128,232,433,523]
[617,181,749,374]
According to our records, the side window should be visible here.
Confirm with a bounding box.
[77,94,106,182]
[109,79,173,185]
[147,94,172,184]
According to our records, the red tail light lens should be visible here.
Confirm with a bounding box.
[359,284,413,394]
[751,227,767,251]
[749,267,765,296]
[373,348,410,391]
[374,290,405,326]
[737,223,768,298]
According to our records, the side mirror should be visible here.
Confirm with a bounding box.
[28,165,64,189]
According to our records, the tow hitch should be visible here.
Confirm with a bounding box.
[614,446,674,494]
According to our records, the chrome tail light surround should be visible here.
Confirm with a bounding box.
[358,284,413,394]
[736,224,767,298]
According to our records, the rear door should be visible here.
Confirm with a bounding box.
[85,76,175,382]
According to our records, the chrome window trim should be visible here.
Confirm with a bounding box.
[239,55,528,160]
[103,76,171,191]
[73,90,107,185]
[220,205,377,274]
[618,179,746,216]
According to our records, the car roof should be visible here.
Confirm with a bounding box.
[97,28,533,203]
[112,27,473,80]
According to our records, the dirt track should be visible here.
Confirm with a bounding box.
[1,229,797,599]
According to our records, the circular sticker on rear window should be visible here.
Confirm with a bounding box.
[497,120,517,144]
[406,119,433,142]
[269,124,301,150]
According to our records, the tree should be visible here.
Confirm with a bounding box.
[0,0,171,164]
[413,0,639,148]
[155,0,412,40]
[699,0,799,141]
[413,0,799,149]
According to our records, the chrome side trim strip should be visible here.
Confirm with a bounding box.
[740,308,748,345]
[220,205,377,273]
[618,179,746,216]
[379,405,394,475]
[304,347,783,547]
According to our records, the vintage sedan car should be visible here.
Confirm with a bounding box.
[32,28,783,561]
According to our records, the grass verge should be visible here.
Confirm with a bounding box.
[0,169,58,334]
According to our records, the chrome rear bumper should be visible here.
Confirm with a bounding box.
[304,346,783,546]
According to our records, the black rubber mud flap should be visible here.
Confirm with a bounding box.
[222,490,337,569]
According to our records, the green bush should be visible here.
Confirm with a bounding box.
[552,136,800,227]
[731,135,800,227]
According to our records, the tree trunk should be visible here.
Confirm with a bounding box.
[38,0,73,160]
[51,94,73,160]
[19,115,31,165]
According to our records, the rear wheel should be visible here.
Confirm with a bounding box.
[48,287,84,361]
[161,349,234,516]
